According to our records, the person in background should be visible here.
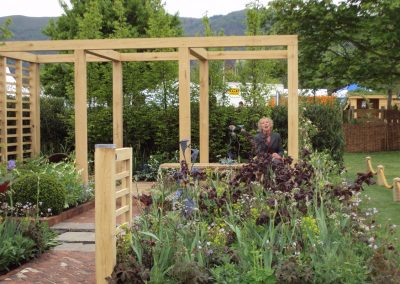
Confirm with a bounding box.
[253,117,283,160]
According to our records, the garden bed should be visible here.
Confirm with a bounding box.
[36,199,94,226]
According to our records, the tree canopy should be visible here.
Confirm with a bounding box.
[264,0,400,106]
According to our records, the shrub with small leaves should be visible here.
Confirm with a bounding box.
[12,173,66,215]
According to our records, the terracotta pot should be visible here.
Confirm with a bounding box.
[0,181,9,193]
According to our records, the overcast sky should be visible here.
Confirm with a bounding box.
[0,0,264,18]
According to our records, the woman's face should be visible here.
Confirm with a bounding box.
[260,119,272,133]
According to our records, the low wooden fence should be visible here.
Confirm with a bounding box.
[366,156,400,202]
[95,145,133,284]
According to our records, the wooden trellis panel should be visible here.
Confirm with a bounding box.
[95,145,133,284]
[0,57,36,162]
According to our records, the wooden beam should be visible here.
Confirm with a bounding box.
[113,61,123,148]
[95,144,116,284]
[37,54,110,63]
[178,47,191,162]
[120,52,179,62]
[16,60,23,160]
[287,42,299,161]
[0,35,298,52]
[36,50,287,63]
[30,63,40,157]
[74,50,88,184]
[199,59,209,163]
[190,48,208,61]
[0,52,38,63]
[87,49,121,61]
[0,57,7,162]
[207,50,288,60]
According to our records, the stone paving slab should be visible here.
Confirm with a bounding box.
[51,222,95,232]
[56,232,95,243]
[53,243,95,252]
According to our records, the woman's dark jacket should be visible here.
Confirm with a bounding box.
[253,132,284,157]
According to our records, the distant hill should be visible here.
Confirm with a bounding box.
[0,11,246,41]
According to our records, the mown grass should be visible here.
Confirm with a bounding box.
[344,151,400,238]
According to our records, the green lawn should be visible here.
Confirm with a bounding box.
[344,151,400,238]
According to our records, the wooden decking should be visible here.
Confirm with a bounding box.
[159,162,246,170]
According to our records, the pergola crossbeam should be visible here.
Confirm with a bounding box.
[208,50,287,60]
[0,35,297,52]
[0,52,38,62]
[190,48,208,61]
[87,49,121,61]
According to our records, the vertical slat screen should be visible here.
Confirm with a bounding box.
[0,57,34,162]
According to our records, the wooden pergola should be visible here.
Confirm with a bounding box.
[0,35,298,184]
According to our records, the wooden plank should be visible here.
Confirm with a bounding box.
[112,61,123,148]
[190,48,208,60]
[393,177,400,202]
[15,60,23,160]
[0,57,7,162]
[199,59,209,163]
[115,148,131,161]
[95,145,116,284]
[36,50,287,63]
[178,47,191,162]
[30,63,40,157]
[87,49,121,61]
[74,50,88,184]
[37,54,110,63]
[159,162,246,170]
[0,35,298,52]
[114,170,129,181]
[207,50,287,60]
[121,52,178,62]
[115,187,129,199]
[115,205,129,217]
[0,52,38,62]
[287,42,299,161]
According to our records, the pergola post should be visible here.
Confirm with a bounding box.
[30,62,41,157]
[288,42,299,161]
[178,47,191,162]
[0,57,7,162]
[112,61,123,148]
[74,49,88,184]
[199,59,209,163]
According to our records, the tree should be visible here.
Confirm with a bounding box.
[0,18,13,41]
[265,0,400,107]
[238,0,281,107]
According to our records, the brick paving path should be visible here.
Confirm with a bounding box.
[0,182,153,283]
[0,251,95,283]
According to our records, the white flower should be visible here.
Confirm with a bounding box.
[206,242,211,246]
[198,246,202,249]
[368,237,375,243]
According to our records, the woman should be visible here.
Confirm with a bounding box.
[253,117,283,160]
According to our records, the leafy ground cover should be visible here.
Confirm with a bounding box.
[109,149,399,283]
[344,151,400,239]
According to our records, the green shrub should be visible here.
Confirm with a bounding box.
[303,103,344,164]
[12,173,66,215]
[0,219,35,272]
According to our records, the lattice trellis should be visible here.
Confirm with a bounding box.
[0,57,40,162]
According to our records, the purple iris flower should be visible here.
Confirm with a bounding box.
[7,160,16,171]
[179,139,189,153]
[191,149,199,162]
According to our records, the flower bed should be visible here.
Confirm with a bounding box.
[109,151,400,283]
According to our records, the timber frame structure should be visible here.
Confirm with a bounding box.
[0,35,299,184]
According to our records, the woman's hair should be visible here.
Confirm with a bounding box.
[257,117,274,132]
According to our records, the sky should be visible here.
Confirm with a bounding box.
[0,0,263,18]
